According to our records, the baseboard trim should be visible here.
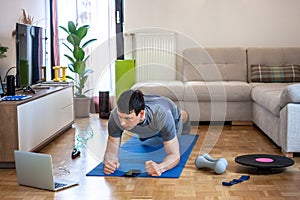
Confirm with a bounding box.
[231,121,253,126]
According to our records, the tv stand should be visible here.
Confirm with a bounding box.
[0,85,74,168]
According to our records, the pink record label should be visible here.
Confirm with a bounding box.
[255,158,274,163]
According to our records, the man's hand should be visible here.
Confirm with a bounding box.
[145,160,162,176]
[145,137,180,176]
[104,160,120,174]
[103,136,121,174]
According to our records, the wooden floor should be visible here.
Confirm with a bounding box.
[1,114,300,200]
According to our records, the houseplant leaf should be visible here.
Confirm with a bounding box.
[68,21,76,34]
[62,42,72,53]
[0,45,8,59]
[58,25,68,33]
[67,34,81,47]
[77,26,88,40]
[64,54,75,64]
[82,39,97,48]
[73,46,85,61]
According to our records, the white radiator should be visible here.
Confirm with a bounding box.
[133,32,176,82]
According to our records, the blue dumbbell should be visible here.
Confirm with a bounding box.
[195,154,228,174]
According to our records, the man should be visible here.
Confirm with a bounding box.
[103,89,190,176]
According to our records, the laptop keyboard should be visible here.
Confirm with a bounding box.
[54,182,68,189]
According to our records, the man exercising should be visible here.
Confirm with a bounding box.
[103,89,190,176]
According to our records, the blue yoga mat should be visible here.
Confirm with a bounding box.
[86,134,198,178]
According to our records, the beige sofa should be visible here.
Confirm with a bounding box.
[133,47,252,122]
[247,48,300,156]
[131,47,300,156]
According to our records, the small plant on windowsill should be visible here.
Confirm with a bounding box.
[59,21,97,117]
[0,44,8,59]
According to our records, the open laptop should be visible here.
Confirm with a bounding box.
[14,150,79,191]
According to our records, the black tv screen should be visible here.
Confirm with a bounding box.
[15,23,46,88]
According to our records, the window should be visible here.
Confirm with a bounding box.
[55,0,116,97]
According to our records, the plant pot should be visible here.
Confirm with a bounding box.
[74,97,91,118]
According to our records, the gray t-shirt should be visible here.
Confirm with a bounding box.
[108,95,182,141]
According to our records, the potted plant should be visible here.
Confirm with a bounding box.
[0,44,8,59]
[59,21,97,117]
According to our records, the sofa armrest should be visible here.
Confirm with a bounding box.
[279,83,300,108]
[279,103,300,153]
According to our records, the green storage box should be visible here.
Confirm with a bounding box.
[115,59,135,100]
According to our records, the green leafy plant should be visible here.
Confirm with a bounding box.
[0,44,8,59]
[59,21,97,97]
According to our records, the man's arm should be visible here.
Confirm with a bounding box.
[145,136,180,176]
[103,136,121,174]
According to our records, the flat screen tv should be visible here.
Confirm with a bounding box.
[15,23,46,88]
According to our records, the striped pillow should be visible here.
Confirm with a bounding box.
[251,65,300,82]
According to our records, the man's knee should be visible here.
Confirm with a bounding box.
[181,110,190,134]
[181,110,188,124]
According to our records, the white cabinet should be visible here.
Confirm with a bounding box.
[17,87,74,151]
[0,86,74,167]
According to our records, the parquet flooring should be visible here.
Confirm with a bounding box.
[0,115,300,200]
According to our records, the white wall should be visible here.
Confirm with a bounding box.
[124,0,300,48]
[2,0,300,84]
[0,0,49,80]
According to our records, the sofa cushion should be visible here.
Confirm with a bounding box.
[279,83,300,108]
[184,81,251,102]
[247,47,300,82]
[251,65,300,82]
[251,84,288,116]
[131,81,184,101]
[182,47,247,82]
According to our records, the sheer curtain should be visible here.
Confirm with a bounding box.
[55,0,116,111]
